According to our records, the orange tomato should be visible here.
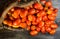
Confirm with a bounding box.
[43,15,48,21]
[31,25,36,31]
[48,15,55,21]
[45,27,51,32]
[7,20,12,26]
[28,8,36,14]
[41,27,46,33]
[32,21,38,25]
[49,29,56,35]
[28,15,33,21]
[26,20,31,26]
[22,17,27,22]
[19,23,27,28]
[33,3,43,10]
[36,27,41,32]
[45,2,52,7]
[54,8,58,13]
[30,30,38,36]
[50,24,58,29]
[47,9,53,14]
[26,26,30,31]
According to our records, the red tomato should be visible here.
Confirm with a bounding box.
[29,8,36,14]
[9,16,14,20]
[22,17,27,22]
[49,29,56,35]
[32,15,36,21]
[26,20,31,26]
[54,8,58,13]
[12,9,21,18]
[33,3,43,10]
[28,15,33,21]
[36,17,42,23]
[31,25,36,31]
[45,27,51,32]
[37,11,46,17]
[26,26,30,31]
[47,9,53,14]
[32,21,38,25]
[13,19,21,26]
[50,24,58,29]
[51,13,57,17]
[36,27,41,32]
[19,23,27,28]
[3,20,8,25]
[20,9,28,18]
[48,15,56,21]
[7,20,12,26]
[49,6,54,10]
[45,2,52,7]
[39,21,44,26]
[35,9,40,13]
[43,15,48,21]
[41,27,46,33]
[30,30,38,36]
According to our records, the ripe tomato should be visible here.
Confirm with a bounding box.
[54,8,58,13]
[26,20,31,26]
[36,17,42,23]
[50,24,58,29]
[35,9,40,13]
[19,23,27,28]
[45,27,51,32]
[51,13,57,17]
[37,11,46,17]
[9,16,14,20]
[20,9,28,18]
[26,26,30,31]
[44,7,48,11]
[30,30,38,36]
[36,27,41,32]
[13,19,21,26]
[32,21,38,25]
[28,15,33,21]
[48,15,55,21]
[49,6,54,10]
[45,2,52,7]
[47,9,53,14]
[28,8,36,14]
[49,29,56,35]
[33,3,43,10]
[22,17,27,22]
[12,9,21,18]
[7,20,12,26]
[31,25,36,31]
[39,21,44,26]
[32,15,36,21]
[43,15,48,21]
[41,27,46,33]
[3,20,8,25]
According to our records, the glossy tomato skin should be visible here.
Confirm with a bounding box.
[20,9,28,18]
[41,27,46,33]
[28,15,33,21]
[36,27,41,32]
[33,3,43,10]
[49,29,56,35]
[12,9,21,18]
[31,26,36,31]
[30,30,38,36]
[48,15,55,21]
[45,2,52,7]
[45,27,51,32]
[19,23,27,28]
[26,26,30,31]
[29,8,36,14]
[50,24,58,29]
[26,20,31,26]
[13,19,21,26]
[43,15,48,21]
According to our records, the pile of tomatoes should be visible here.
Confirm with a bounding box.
[3,0,58,36]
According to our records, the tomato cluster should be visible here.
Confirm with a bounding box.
[3,0,58,36]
